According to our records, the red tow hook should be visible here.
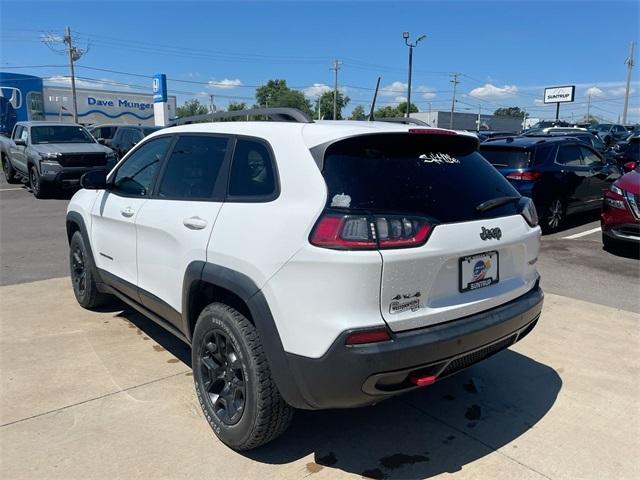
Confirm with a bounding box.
[409,374,437,387]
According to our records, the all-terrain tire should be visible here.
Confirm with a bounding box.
[2,153,21,184]
[69,231,110,308]
[29,165,51,199]
[192,303,294,450]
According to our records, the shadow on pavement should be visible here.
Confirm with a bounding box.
[246,349,561,479]
[543,209,600,236]
[603,243,640,260]
[109,306,561,479]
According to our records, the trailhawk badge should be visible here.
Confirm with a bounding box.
[480,226,502,241]
[389,292,421,314]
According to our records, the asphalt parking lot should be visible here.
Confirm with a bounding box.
[1,177,639,479]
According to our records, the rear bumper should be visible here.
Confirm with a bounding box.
[282,284,543,410]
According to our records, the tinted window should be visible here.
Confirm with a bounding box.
[31,125,94,144]
[580,147,602,167]
[556,145,583,166]
[479,147,531,169]
[322,133,520,224]
[229,139,276,197]
[121,129,137,145]
[112,137,171,197]
[142,127,161,136]
[158,135,228,199]
[592,135,606,151]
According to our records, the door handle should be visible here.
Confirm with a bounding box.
[120,207,135,218]
[183,216,208,230]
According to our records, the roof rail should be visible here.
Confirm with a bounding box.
[375,117,430,126]
[168,107,313,127]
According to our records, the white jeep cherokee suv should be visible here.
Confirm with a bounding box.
[66,108,543,450]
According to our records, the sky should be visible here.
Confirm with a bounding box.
[1,0,639,122]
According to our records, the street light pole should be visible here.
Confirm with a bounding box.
[403,32,426,118]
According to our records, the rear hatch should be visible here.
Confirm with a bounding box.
[319,131,540,332]
[478,145,532,177]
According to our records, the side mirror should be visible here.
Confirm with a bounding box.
[14,138,26,146]
[80,170,109,190]
[623,161,637,173]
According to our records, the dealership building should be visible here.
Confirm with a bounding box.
[0,72,176,134]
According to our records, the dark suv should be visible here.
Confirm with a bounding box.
[88,124,161,159]
[480,136,621,232]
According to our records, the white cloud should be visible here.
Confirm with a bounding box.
[208,78,243,89]
[416,86,436,99]
[608,86,634,96]
[584,86,604,98]
[40,33,64,43]
[380,81,408,97]
[534,98,545,105]
[45,76,129,90]
[394,96,407,104]
[302,83,331,97]
[469,83,518,99]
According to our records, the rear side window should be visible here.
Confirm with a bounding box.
[322,133,520,224]
[228,138,277,199]
[157,135,228,199]
[479,147,531,169]
[556,145,583,166]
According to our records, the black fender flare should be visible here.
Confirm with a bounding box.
[182,261,311,409]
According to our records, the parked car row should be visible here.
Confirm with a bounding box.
[1,121,160,197]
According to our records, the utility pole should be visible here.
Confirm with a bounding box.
[476,104,481,132]
[449,73,459,129]
[622,40,635,124]
[586,94,591,123]
[331,59,342,120]
[522,110,527,132]
[209,94,216,113]
[317,96,321,120]
[402,32,426,118]
[63,26,80,123]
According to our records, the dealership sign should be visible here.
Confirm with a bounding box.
[544,85,575,104]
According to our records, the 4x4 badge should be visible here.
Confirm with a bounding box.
[480,226,502,240]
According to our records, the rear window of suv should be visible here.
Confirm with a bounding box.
[479,147,531,169]
[321,133,521,224]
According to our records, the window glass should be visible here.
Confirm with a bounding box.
[158,135,228,199]
[323,133,520,224]
[592,135,605,151]
[556,145,583,166]
[121,129,136,145]
[31,125,94,144]
[479,147,531,169]
[20,127,28,142]
[13,126,22,140]
[229,139,276,197]
[580,147,603,167]
[112,137,171,197]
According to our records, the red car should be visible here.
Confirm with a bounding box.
[601,161,640,249]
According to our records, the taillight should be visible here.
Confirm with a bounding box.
[310,212,432,250]
[345,328,391,345]
[506,171,541,181]
[408,128,456,135]
[520,197,539,227]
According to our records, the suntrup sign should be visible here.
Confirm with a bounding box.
[544,86,576,104]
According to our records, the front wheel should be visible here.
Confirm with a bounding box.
[29,165,51,199]
[540,198,566,233]
[69,231,110,308]
[192,303,293,450]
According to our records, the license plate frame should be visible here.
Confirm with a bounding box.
[459,251,500,293]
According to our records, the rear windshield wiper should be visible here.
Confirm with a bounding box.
[476,196,521,212]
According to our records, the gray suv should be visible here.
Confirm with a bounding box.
[3,121,116,198]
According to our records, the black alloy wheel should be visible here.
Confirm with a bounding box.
[199,329,246,425]
[71,244,87,298]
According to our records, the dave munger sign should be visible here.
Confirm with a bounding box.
[544,85,576,104]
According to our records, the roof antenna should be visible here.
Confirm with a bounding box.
[368,77,381,121]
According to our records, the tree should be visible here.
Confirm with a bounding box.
[255,79,313,116]
[373,102,419,118]
[227,101,247,111]
[349,105,366,120]
[494,106,526,117]
[396,101,419,115]
[314,90,350,120]
[176,99,208,118]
